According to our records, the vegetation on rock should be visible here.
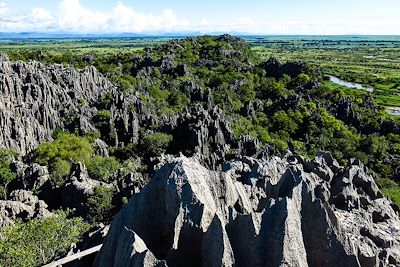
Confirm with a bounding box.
[0,212,90,267]
[0,149,18,200]
[1,35,400,265]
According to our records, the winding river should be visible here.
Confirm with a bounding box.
[329,76,400,116]
[329,76,375,93]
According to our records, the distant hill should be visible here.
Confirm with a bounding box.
[0,32,205,39]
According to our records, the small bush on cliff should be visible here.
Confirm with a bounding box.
[376,178,400,206]
[0,148,18,200]
[93,110,111,128]
[140,132,173,157]
[35,132,93,165]
[93,110,115,143]
[48,159,71,187]
[35,132,93,186]
[0,212,90,267]
[85,186,115,224]
[85,156,121,182]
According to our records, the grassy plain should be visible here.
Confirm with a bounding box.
[248,36,400,107]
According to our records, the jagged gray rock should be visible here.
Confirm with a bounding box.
[12,161,51,192]
[93,138,110,157]
[61,163,114,213]
[95,153,400,267]
[0,189,52,227]
[0,57,115,155]
[67,224,110,267]
[0,56,265,172]
[112,227,167,267]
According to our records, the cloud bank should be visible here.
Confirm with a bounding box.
[0,0,190,33]
[0,0,399,34]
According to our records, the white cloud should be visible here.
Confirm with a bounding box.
[0,0,190,32]
[200,17,209,26]
[30,8,55,28]
[0,2,8,15]
[56,0,189,32]
[0,5,55,31]
[0,1,399,34]
[239,17,253,25]
[58,0,109,31]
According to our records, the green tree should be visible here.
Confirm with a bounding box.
[85,156,121,182]
[140,132,173,157]
[49,160,71,187]
[84,131,101,143]
[0,212,90,267]
[0,149,18,200]
[361,135,389,160]
[35,133,93,186]
[35,133,93,165]
[167,90,188,111]
[93,110,112,129]
[376,178,400,206]
[86,186,115,224]
[272,110,298,135]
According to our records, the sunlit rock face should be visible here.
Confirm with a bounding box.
[95,152,400,267]
[0,55,114,155]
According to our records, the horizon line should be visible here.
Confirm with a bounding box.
[1,32,400,39]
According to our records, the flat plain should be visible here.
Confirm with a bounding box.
[249,36,400,107]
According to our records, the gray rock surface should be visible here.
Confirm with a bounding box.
[12,161,51,192]
[0,56,265,172]
[95,153,400,267]
[0,189,52,227]
[0,56,115,155]
[61,163,114,213]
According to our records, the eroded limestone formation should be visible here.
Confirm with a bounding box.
[95,153,400,267]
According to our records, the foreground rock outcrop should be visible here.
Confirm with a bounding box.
[95,153,400,267]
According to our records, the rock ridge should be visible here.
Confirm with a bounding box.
[95,152,400,267]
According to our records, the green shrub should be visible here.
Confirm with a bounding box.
[93,110,114,142]
[97,93,113,109]
[0,148,18,200]
[258,77,289,99]
[86,186,115,224]
[85,156,121,182]
[149,86,169,101]
[272,110,298,135]
[167,90,188,111]
[273,139,289,152]
[0,186,6,200]
[290,73,310,88]
[0,212,90,267]
[49,160,71,187]
[35,133,93,165]
[373,162,394,180]
[112,75,135,91]
[361,135,389,159]
[376,178,400,206]
[93,110,111,128]
[141,132,173,157]
[109,144,136,161]
[35,133,93,186]
[84,131,101,143]
[231,116,272,144]
[146,86,171,112]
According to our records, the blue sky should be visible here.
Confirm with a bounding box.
[0,0,399,34]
